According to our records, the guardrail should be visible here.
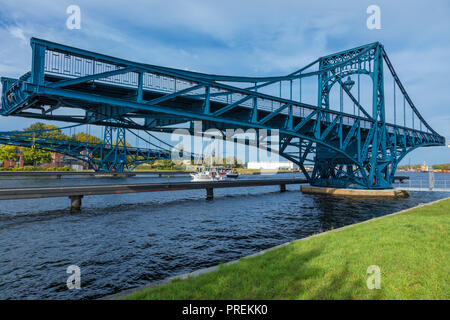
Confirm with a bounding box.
[394,179,450,191]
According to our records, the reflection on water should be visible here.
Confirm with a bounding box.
[0,172,448,299]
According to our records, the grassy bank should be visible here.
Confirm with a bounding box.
[125,198,449,300]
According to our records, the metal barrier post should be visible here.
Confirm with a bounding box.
[429,171,435,191]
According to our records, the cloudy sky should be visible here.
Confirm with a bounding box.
[0,0,449,165]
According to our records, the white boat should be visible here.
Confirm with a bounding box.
[190,168,226,182]
[191,149,227,182]
[223,168,239,179]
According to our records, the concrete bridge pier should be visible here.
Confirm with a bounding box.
[206,188,214,200]
[69,195,83,212]
[301,186,410,198]
[280,184,286,192]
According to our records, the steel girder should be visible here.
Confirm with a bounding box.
[0,38,445,186]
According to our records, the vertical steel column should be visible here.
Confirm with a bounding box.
[339,82,343,148]
[393,79,396,125]
[357,72,361,162]
[137,71,143,102]
[116,126,127,172]
[290,80,292,100]
[393,79,397,159]
[369,44,386,186]
[315,73,322,139]
[403,97,406,127]
[252,83,258,123]
[288,105,293,130]
[31,43,46,86]
[299,78,302,103]
[104,126,113,147]
[204,86,210,114]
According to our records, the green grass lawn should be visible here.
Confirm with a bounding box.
[124,198,450,300]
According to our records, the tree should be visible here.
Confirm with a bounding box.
[24,122,68,140]
[433,163,450,171]
[19,122,69,166]
[0,145,19,162]
[151,159,176,170]
[225,156,243,168]
[21,147,52,166]
[71,132,102,144]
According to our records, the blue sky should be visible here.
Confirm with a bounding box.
[0,0,449,165]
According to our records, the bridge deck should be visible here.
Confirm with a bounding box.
[0,178,308,210]
[0,171,191,177]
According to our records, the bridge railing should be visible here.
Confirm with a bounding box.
[42,49,411,135]
[394,179,450,191]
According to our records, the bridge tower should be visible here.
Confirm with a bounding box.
[102,125,128,172]
[313,42,394,189]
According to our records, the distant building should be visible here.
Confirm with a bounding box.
[1,147,24,168]
[247,161,299,170]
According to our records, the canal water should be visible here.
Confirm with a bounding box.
[0,172,448,299]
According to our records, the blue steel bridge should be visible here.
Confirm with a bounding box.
[0,125,174,172]
[0,38,445,189]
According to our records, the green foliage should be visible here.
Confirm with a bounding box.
[134,160,186,171]
[432,163,450,171]
[397,164,421,170]
[71,132,102,144]
[151,159,177,170]
[19,122,70,165]
[0,145,19,162]
[20,147,52,166]
[24,122,68,140]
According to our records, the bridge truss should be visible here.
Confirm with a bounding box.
[0,124,173,172]
[0,38,445,188]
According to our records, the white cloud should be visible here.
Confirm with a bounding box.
[8,26,26,41]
